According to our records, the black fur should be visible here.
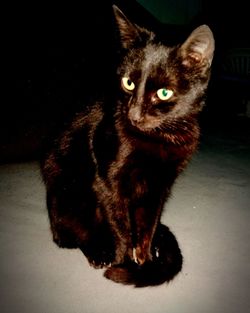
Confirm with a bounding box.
[41,5,214,287]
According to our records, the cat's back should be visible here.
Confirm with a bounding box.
[41,102,105,185]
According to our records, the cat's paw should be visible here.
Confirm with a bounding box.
[87,249,115,269]
[81,242,115,269]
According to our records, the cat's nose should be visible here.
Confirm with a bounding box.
[128,106,143,125]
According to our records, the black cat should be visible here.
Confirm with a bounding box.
[41,5,214,287]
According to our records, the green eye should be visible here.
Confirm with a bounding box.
[122,77,135,91]
[157,88,173,101]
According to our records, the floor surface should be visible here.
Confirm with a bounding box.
[0,123,249,313]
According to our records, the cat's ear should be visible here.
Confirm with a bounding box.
[113,5,140,49]
[180,25,215,67]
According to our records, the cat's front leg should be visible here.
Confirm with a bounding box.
[133,235,151,265]
[80,218,117,269]
[110,229,134,265]
[131,205,161,265]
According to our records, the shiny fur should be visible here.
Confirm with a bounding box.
[41,5,214,286]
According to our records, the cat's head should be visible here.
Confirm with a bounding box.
[113,5,214,135]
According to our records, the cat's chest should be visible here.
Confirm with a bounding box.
[109,136,172,182]
[93,115,189,187]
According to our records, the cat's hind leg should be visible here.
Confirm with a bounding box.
[47,190,116,268]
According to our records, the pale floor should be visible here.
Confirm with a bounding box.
[0,125,249,313]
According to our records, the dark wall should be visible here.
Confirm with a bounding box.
[2,0,249,163]
[2,1,119,162]
[2,0,163,163]
[195,1,250,122]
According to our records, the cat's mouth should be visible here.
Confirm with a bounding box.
[128,114,162,134]
[127,117,162,139]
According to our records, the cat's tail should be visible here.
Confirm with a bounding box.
[104,224,183,287]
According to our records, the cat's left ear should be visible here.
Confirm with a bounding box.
[180,25,215,67]
[113,5,140,49]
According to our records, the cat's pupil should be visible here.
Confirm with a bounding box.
[156,88,173,101]
[127,79,132,86]
[162,89,168,97]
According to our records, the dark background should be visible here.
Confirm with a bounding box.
[1,0,249,163]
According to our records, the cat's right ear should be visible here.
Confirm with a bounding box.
[113,5,140,49]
